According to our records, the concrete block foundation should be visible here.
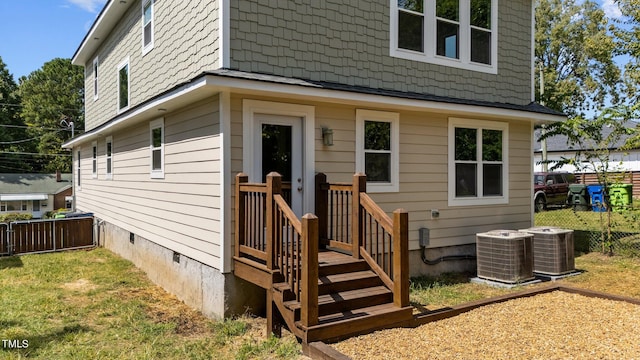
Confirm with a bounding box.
[97,219,265,319]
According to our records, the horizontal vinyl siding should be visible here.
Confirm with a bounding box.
[76,98,222,268]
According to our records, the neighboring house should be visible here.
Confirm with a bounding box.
[0,173,73,219]
[63,0,565,320]
[533,122,640,197]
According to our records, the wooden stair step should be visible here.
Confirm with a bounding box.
[284,286,393,316]
[318,270,383,295]
[318,258,370,276]
[298,304,414,343]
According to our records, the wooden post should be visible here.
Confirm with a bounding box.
[392,209,409,308]
[235,173,248,259]
[351,173,366,258]
[315,173,328,248]
[266,172,282,270]
[301,213,319,328]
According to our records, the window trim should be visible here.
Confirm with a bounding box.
[76,148,81,190]
[150,118,164,179]
[141,0,154,54]
[448,117,508,206]
[390,0,498,74]
[91,141,98,178]
[93,56,99,101]
[105,136,113,180]
[117,58,130,112]
[355,109,400,193]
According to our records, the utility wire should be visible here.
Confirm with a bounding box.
[0,102,84,113]
[0,129,65,145]
[0,151,71,157]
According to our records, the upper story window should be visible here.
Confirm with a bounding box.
[105,136,113,180]
[391,0,497,74]
[93,57,99,100]
[150,118,164,179]
[448,118,508,206]
[118,58,129,111]
[355,109,400,193]
[142,0,154,54]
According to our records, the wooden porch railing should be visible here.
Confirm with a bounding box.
[236,172,319,327]
[235,171,408,327]
[316,172,409,307]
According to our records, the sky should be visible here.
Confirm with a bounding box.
[0,0,627,82]
[0,0,107,80]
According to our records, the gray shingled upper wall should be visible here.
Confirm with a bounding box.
[230,0,532,106]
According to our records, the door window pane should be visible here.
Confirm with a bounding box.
[262,124,292,182]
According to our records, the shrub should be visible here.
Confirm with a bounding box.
[0,213,33,223]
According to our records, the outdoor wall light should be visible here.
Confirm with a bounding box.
[322,127,334,146]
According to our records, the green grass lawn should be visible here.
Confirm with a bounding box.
[0,249,302,360]
[3,247,640,359]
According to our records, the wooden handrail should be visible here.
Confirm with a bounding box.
[360,193,393,232]
[274,195,301,234]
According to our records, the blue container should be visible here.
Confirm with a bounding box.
[587,185,606,212]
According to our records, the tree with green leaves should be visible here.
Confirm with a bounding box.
[18,58,84,173]
[614,0,640,103]
[535,0,621,117]
[0,56,33,173]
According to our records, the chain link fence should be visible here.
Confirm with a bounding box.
[534,204,640,257]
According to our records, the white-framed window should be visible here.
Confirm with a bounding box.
[20,201,27,211]
[105,136,113,179]
[91,141,98,178]
[355,109,400,193]
[390,0,498,74]
[448,118,508,206]
[0,202,5,212]
[142,0,154,53]
[117,58,130,112]
[93,56,99,100]
[150,118,164,179]
[76,148,81,190]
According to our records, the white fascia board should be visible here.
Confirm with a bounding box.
[72,1,132,66]
[205,76,567,124]
[63,76,215,148]
[67,73,565,149]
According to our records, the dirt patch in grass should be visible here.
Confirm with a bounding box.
[61,278,97,292]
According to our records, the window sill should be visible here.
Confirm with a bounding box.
[448,197,508,207]
[150,171,164,179]
[390,48,497,74]
[366,182,399,193]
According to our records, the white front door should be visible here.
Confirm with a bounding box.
[253,114,303,216]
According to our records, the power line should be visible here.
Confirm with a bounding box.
[0,102,84,113]
[0,130,65,145]
[0,151,71,157]
[0,124,68,131]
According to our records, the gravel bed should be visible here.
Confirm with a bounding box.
[332,291,640,359]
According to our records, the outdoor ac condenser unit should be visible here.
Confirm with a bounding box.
[476,230,534,284]
[520,227,575,276]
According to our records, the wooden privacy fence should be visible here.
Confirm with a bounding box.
[1,217,94,256]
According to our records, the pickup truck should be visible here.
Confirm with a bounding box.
[534,172,577,212]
